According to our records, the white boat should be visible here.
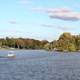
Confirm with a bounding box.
[7,51,16,58]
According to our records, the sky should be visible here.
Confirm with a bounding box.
[0,0,80,41]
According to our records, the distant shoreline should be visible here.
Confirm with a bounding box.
[0,48,80,53]
[0,48,45,51]
[0,32,80,52]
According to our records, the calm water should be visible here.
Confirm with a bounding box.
[0,50,80,80]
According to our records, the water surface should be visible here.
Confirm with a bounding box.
[0,50,80,80]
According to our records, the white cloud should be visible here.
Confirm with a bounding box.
[42,24,73,31]
[0,20,18,24]
[32,8,80,21]
[49,12,80,21]
[8,20,18,24]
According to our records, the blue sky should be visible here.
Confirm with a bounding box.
[0,0,80,41]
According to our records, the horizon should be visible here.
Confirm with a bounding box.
[0,32,79,42]
[0,0,80,41]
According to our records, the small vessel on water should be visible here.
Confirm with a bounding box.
[0,51,16,58]
[7,51,16,58]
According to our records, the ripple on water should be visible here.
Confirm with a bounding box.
[0,50,80,80]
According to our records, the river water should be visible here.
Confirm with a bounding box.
[0,50,80,80]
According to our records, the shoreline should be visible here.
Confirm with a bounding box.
[0,48,45,51]
[0,48,80,53]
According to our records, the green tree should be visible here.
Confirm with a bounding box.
[68,43,76,52]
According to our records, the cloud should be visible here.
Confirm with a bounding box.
[32,8,80,21]
[41,24,72,31]
[8,20,18,24]
[49,12,80,21]
[0,20,18,24]
[32,8,71,13]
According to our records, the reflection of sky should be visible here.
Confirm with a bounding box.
[0,0,80,41]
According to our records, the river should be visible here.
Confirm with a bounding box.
[0,50,80,80]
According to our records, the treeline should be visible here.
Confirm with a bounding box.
[44,32,80,52]
[1,32,80,51]
[0,37,48,49]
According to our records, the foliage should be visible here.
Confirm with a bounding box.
[0,37,49,50]
[46,32,80,52]
[0,32,80,52]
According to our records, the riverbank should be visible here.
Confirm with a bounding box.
[0,47,48,51]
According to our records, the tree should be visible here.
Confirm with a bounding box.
[68,43,76,52]
[16,39,25,49]
[6,37,16,48]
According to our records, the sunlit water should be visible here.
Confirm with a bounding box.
[0,50,80,80]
